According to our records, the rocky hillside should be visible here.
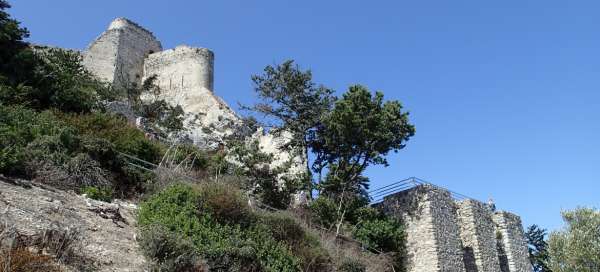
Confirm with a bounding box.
[0,176,144,271]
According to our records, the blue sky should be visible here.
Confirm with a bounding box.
[10,0,599,230]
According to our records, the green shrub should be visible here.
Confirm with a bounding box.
[139,224,203,272]
[348,206,381,225]
[0,47,110,113]
[63,112,162,163]
[352,216,406,270]
[138,184,305,271]
[169,143,210,171]
[82,186,113,202]
[309,196,338,228]
[338,258,366,272]
[197,183,254,227]
[259,212,330,271]
[0,106,73,176]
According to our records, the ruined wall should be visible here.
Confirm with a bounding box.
[382,185,466,272]
[457,200,501,272]
[83,18,162,88]
[493,212,532,272]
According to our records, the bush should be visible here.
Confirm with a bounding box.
[82,186,113,202]
[0,47,111,113]
[338,258,366,272]
[197,183,254,227]
[309,196,339,228]
[138,184,305,271]
[352,216,406,270]
[63,112,162,163]
[139,224,203,272]
[259,212,331,271]
[0,106,71,176]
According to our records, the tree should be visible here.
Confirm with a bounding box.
[128,75,185,138]
[526,224,552,272]
[313,85,415,234]
[547,207,600,272]
[314,85,414,194]
[246,60,335,194]
[0,0,33,86]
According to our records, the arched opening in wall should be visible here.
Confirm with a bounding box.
[148,50,155,55]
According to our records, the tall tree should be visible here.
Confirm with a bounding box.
[314,85,415,194]
[246,60,335,194]
[0,0,35,86]
[526,224,552,272]
[313,85,415,234]
[548,207,600,272]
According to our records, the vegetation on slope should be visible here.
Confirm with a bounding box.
[0,1,411,271]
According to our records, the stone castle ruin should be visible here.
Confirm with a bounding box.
[83,18,304,174]
[378,180,531,272]
[82,18,531,272]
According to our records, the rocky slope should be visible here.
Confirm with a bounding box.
[0,176,145,271]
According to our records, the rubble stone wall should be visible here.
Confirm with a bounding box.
[493,212,532,272]
[457,200,501,272]
[382,185,466,272]
[382,185,530,272]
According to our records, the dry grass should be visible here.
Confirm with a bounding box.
[0,247,61,272]
[287,208,396,272]
[0,221,90,272]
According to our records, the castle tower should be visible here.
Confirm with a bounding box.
[83,18,162,88]
[382,185,467,272]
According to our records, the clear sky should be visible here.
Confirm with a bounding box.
[10,0,599,230]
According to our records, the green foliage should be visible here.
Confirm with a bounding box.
[0,105,157,196]
[258,212,331,271]
[248,60,335,155]
[62,112,162,163]
[353,218,405,253]
[526,224,552,272]
[138,183,338,272]
[338,205,408,271]
[246,60,335,194]
[228,139,302,209]
[0,0,35,86]
[197,183,254,227]
[338,259,366,272]
[126,75,185,137]
[139,224,203,272]
[169,143,211,171]
[308,196,338,228]
[547,207,600,272]
[314,85,415,197]
[0,47,111,113]
[82,186,113,202]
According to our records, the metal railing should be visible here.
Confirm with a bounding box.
[368,177,474,204]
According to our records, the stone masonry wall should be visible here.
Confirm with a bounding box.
[382,185,466,272]
[493,212,532,272]
[457,200,501,272]
[84,18,162,89]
